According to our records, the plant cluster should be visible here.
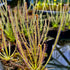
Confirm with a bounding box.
[0,0,68,70]
[35,0,62,10]
[35,0,70,11]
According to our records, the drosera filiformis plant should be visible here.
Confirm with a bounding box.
[0,0,67,70]
[0,22,23,70]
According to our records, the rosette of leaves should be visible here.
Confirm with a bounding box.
[51,22,58,28]
[0,24,22,70]
[4,23,15,42]
[65,13,70,30]
[50,15,59,29]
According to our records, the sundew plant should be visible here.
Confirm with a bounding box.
[0,0,67,70]
[36,0,70,31]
